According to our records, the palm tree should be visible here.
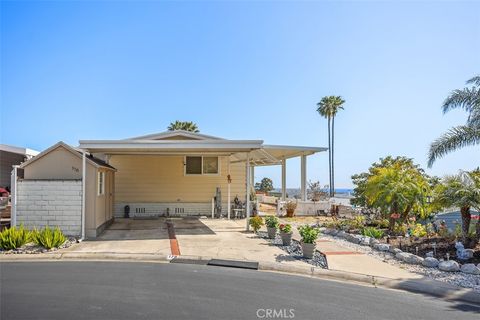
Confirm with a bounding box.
[317,96,345,197]
[428,76,480,167]
[434,171,480,242]
[167,121,200,132]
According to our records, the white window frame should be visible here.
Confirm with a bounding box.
[184,156,220,176]
[97,171,105,195]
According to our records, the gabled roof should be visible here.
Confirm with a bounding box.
[19,141,116,171]
[128,130,225,141]
[0,144,39,157]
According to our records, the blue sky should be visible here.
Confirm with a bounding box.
[1,1,479,188]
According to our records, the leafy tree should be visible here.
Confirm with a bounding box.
[351,156,432,230]
[316,96,345,197]
[433,171,480,242]
[307,180,325,202]
[167,121,200,132]
[428,76,480,167]
[255,177,274,194]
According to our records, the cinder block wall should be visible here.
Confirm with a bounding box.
[16,180,82,236]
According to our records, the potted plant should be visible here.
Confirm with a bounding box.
[249,216,264,233]
[285,201,297,217]
[265,215,279,239]
[279,223,293,246]
[298,224,321,259]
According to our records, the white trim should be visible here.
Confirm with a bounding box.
[128,130,225,141]
[1,144,39,157]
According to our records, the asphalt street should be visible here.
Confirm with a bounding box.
[0,261,478,320]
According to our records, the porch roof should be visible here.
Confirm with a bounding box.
[79,139,326,166]
[78,130,327,166]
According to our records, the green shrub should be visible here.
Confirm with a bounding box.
[362,227,384,239]
[410,223,427,238]
[0,225,31,250]
[372,219,390,229]
[31,226,66,249]
[393,223,408,236]
[298,225,320,244]
[264,215,279,229]
[249,216,264,233]
[279,223,292,233]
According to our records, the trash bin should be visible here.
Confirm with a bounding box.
[124,205,130,218]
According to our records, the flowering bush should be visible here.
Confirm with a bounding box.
[279,223,292,234]
[249,216,264,233]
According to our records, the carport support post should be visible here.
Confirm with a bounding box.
[227,157,231,220]
[281,159,286,201]
[246,152,251,231]
[301,154,307,201]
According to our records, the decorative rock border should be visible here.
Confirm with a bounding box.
[322,228,480,275]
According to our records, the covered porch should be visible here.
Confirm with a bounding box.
[79,130,326,230]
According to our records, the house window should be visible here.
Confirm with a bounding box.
[98,171,105,195]
[185,156,219,175]
[203,157,219,174]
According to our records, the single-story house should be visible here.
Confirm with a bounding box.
[11,130,326,238]
[0,144,39,189]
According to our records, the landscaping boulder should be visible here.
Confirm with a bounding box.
[369,238,380,246]
[373,243,390,251]
[337,231,347,238]
[422,257,439,268]
[460,263,480,275]
[345,234,361,244]
[438,260,460,272]
[360,236,371,246]
[330,229,339,236]
[395,252,411,262]
[400,253,424,264]
[391,248,402,254]
[425,251,434,258]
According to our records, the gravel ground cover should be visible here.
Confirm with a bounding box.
[257,231,328,268]
[322,233,480,292]
[0,237,77,254]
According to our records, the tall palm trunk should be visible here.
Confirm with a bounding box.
[327,116,332,197]
[331,116,335,197]
[460,206,471,242]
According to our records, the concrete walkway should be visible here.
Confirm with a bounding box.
[173,218,309,268]
[62,218,171,255]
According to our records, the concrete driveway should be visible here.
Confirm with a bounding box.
[63,218,171,255]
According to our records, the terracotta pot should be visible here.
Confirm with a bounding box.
[301,242,316,259]
[267,227,277,239]
[286,209,295,217]
[280,232,292,246]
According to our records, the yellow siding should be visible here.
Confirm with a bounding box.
[109,155,246,203]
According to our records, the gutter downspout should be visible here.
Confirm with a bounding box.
[11,165,18,227]
[81,152,86,240]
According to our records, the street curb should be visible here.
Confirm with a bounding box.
[257,261,480,305]
[1,252,478,305]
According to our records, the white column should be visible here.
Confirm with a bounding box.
[227,156,231,220]
[246,152,251,230]
[10,166,18,227]
[281,159,286,201]
[301,155,307,201]
[250,166,255,187]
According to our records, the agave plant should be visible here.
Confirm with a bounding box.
[0,225,31,250]
[31,226,67,249]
